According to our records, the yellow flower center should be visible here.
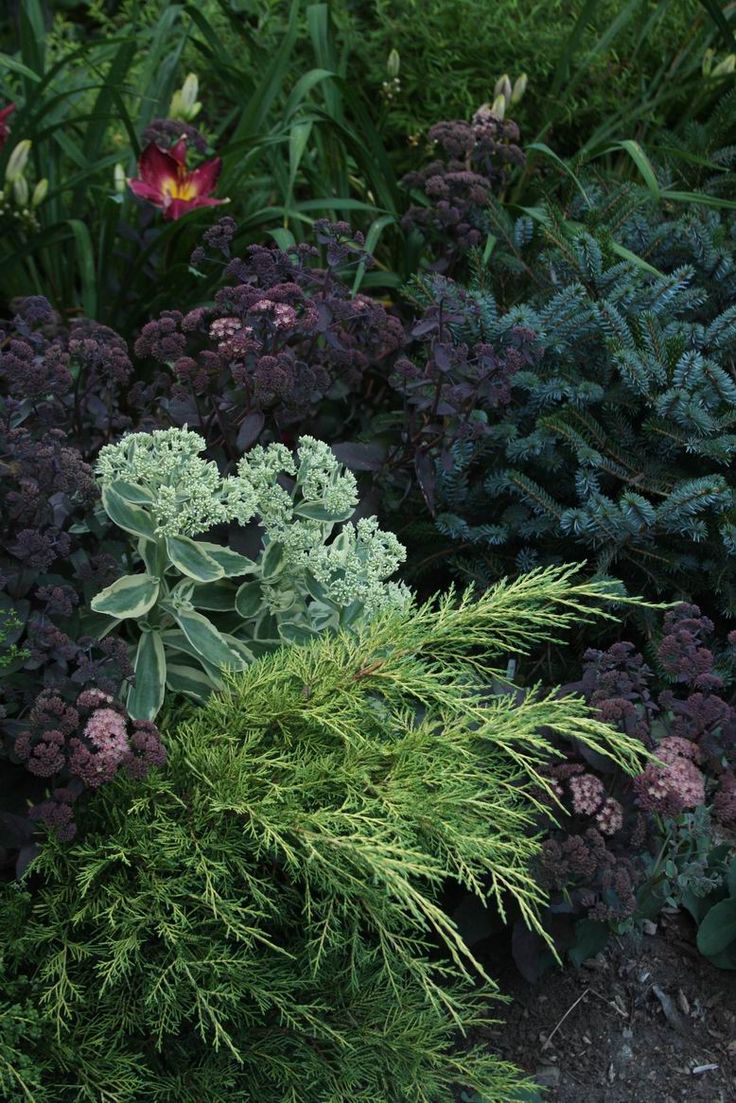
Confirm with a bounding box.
[162,176,197,201]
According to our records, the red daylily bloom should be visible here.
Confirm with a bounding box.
[128,140,227,221]
[0,103,16,151]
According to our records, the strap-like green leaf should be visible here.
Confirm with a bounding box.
[166,662,213,703]
[127,630,166,721]
[166,605,247,672]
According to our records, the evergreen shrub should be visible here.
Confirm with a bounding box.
[400,203,736,616]
[2,566,644,1101]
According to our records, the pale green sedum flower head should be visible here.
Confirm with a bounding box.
[96,428,409,616]
[96,428,255,537]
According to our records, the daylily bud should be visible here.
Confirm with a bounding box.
[5,139,31,183]
[387,49,400,78]
[702,48,715,76]
[491,93,507,119]
[494,74,512,103]
[511,73,528,104]
[712,54,736,77]
[181,73,199,111]
[170,73,202,122]
[31,177,48,207]
[113,162,126,194]
[13,174,28,207]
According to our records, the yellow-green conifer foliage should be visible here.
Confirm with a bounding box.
[2,566,645,1102]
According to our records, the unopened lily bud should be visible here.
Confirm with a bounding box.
[511,73,528,104]
[491,93,507,119]
[387,48,400,79]
[31,177,48,207]
[170,72,201,122]
[702,48,715,76]
[5,139,31,183]
[494,74,512,103]
[181,73,199,111]
[13,174,28,207]
[712,54,736,77]
[113,162,126,194]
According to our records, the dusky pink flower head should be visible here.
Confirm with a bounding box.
[655,735,701,765]
[569,773,605,816]
[634,736,706,815]
[128,139,228,221]
[596,797,624,836]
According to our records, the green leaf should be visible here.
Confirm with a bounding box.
[165,535,225,583]
[278,620,319,645]
[193,542,257,578]
[102,483,156,541]
[604,140,660,197]
[254,611,279,641]
[697,898,736,968]
[525,142,590,204]
[260,541,286,580]
[165,662,213,703]
[304,571,330,603]
[165,605,247,672]
[112,480,155,505]
[235,580,264,620]
[189,580,238,612]
[293,500,354,522]
[91,574,160,620]
[568,918,609,967]
[696,0,736,49]
[127,631,166,721]
[219,634,256,664]
[66,219,97,318]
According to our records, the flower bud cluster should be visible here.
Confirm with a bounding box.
[401,108,525,265]
[1,137,47,232]
[137,221,406,460]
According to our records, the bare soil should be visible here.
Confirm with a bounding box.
[483,912,736,1102]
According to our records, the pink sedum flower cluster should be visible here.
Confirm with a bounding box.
[16,688,166,839]
[634,735,706,815]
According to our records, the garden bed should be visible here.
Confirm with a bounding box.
[486,914,736,1101]
[2,1,736,1099]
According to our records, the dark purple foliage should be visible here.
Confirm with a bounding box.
[138,220,406,461]
[0,304,158,864]
[533,604,736,935]
[0,297,150,453]
[402,109,525,267]
[368,275,538,512]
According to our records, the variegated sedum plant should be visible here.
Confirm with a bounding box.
[91,428,409,720]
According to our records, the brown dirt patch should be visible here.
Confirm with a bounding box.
[482,912,736,1102]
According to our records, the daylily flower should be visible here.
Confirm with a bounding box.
[128,140,227,221]
[0,103,16,151]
